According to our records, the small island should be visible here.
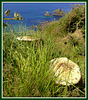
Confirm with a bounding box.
[44,11,51,16]
[52,9,66,16]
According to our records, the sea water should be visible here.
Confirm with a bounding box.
[3,2,84,32]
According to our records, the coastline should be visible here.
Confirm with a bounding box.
[3,15,62,34]
[38,20,58,30]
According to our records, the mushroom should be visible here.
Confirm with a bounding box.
[17,36,40,41]
[50,57,81,86]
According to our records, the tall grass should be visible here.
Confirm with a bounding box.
[3,30,62,97]
[3,27,85,97]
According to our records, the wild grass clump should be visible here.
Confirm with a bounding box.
[3,31,63,97]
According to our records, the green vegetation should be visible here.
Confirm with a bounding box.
[3,4,85,97]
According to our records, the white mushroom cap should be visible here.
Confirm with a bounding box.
[50,57,81,86]
[17,36,40,41]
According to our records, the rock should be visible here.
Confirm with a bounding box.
[44,11,51,16]
[50,57,81,86]
[52,9,66,16]
[5,9,10,17]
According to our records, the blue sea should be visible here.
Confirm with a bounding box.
[3,2,85,31]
